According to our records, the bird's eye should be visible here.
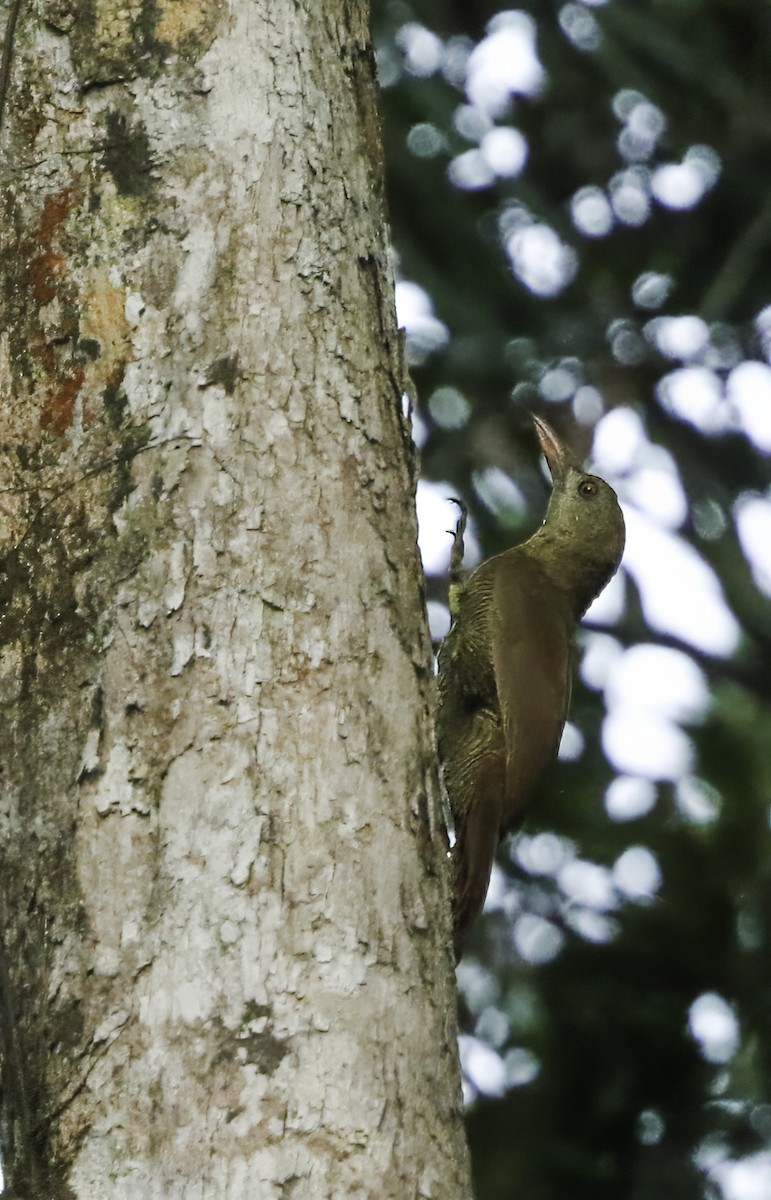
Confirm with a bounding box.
[578,479,598,498]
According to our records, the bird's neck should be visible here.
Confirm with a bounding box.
[526,525,617,619]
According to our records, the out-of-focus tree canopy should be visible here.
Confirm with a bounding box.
[372,2,771,1197]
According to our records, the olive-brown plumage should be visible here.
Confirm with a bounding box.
[437,418,625,952]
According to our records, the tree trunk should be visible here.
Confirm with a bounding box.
[0,2,471,1196]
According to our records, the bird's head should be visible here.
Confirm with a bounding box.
[533,416,626,616]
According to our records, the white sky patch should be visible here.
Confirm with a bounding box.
[571,185,614,237]
[513,913,564,963]
[416,481,472,575]
[605,644,709,723]
[558,3,601,52]
[514,831,575,876]
[632,271,671,310]
[613,845,661,898]
[558,859,616,910]
[657,366,731,434]
[710,1154,771,1200]
[583,569,625,625]
[651,147,720,211]
[617,99,666,163]
[605,775,657,821]
[622,461,688,529]
[620,506,740,656]
[448,148,496,190]
[465,11,545,117]
[397,22,443,77]
[592,405,646,472]
[591,408,740,656]
[504,1046,540,1087]
[603,708,694,780]
[688,993,740,1064]
[735,494,771,596]
[454,103,493,143]
[648,314,710,361]
[504,222,578,297]
[459,1034,507,1098]
[609,167,650,226]
[480,125,529,177]
[727,360,771,452]
[394,280,449,363]
[676,775,721,824]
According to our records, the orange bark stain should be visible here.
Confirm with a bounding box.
[41,369,85,435]
[28,249,64,305]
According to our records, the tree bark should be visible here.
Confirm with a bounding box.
[0,1,471,1196]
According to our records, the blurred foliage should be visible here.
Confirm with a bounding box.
[372,1,771,1197]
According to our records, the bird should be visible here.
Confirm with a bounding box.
[436,416,626,954]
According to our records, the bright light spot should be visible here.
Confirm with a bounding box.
[756,306,771,360]
[581,633,623,689]
[603,709,693,779]
[454,103,492,142]
[571,186,614,237]
[650,315,710,361]
[417,481,479,574]
[727,360,771,452]
[621,506,740,656]
[623,461,688,529]
[504,222,578,297]
[632,271,671,310]
[592,405,646,473]
[688,993,739,1064]
[395,281,449,364]
[481,126,529,176]
[513,913,564,963]
[559,3,601,51]
[459,1034,507,1097]
[651,146,720,210]
[638,1109,665,1145]
[607,319,646,365]
[558,859,616,909]
[618,100,666,163]
[657,366,730,434]
[476,1005,509,1048]
[711,1153,771,1200]
[558,720,584,760]
[606,644,709,723]
[397,22,443,77]
[448,149,496,191]
[573,385,604,425]
[427,599,450,641]
[473,467,526,524]
[735,494,771,595]
[568,909,617,942]
[676,776,721,824]
[613,88,646,122]
[504,1046,540,1086]
[514,831,575,876]
[609,167,650,226]
[584,568,626,625]
[428,385,471,430]
[456,960,500,1012]
[407,122,445,158]
[540,364,578,401]
[465,12,545,117]
[485,862,508,913]
[605,775,657,821]
[613,845,662,898]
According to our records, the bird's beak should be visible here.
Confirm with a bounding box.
[533,415,572,483]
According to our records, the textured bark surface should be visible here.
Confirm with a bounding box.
[0,2,471,1196]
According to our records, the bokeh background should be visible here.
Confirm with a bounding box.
[372,2,771,1197]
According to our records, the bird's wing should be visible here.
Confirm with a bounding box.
[489,553,572,834]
